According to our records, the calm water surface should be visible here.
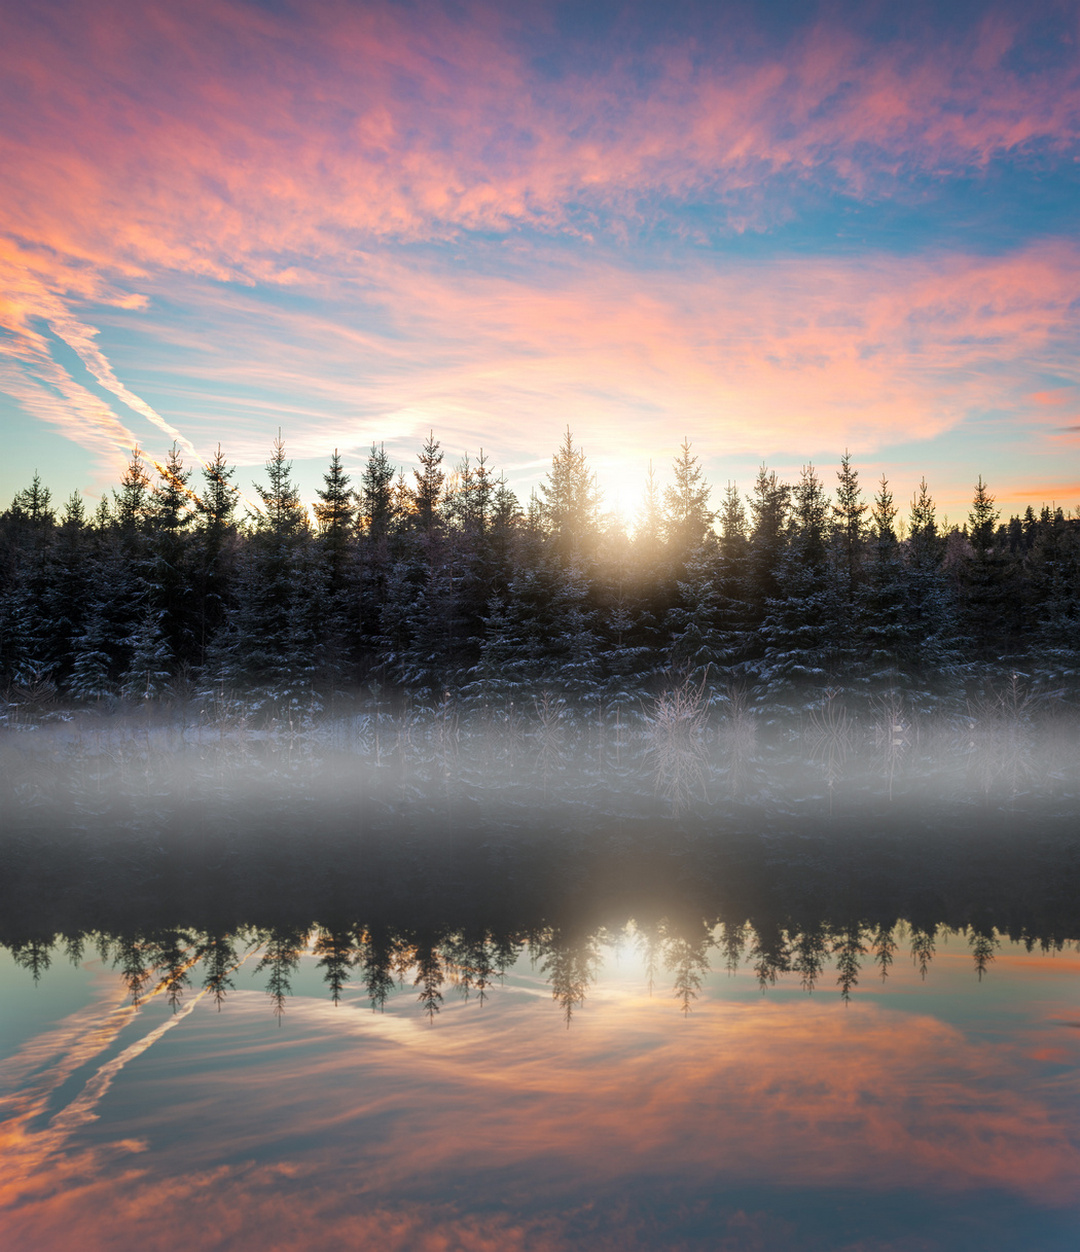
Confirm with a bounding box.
[3,724,1079,1249]
[2,925,1078,1252]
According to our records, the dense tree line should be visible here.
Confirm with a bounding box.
[1,430,1078,721]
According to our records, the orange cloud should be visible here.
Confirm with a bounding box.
[2,966,1078,1252]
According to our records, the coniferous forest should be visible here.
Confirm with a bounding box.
[2,429,1079,726]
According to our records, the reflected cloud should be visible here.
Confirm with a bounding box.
[2,977,1078,1251]
[0,949,257,1212]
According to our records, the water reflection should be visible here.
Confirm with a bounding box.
[2,723,1079,1250]
[4,804,1078,1019]
[2,940,1079,1252]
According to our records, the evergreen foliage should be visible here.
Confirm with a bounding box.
[2,433,1078,724]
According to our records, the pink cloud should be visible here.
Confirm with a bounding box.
[2,1,1077,275]
[2,1,1079,497]
[2,979,1078,1251]
[96,238,1080,508]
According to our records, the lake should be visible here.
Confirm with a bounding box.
[1,717,1078,1250]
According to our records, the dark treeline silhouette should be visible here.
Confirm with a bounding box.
[2,432,1078,724]
[4,687,1076,1017]
[3,787,1078,1019]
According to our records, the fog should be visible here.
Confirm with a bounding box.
[3,700,1078,1012]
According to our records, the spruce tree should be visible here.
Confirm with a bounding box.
[957,476,1013,663]
[411,430,445,544]
[662,439,715,558]
[746,466,791,634]
[667,544,723,701]
[356,443,399,666]
[902,478,958,707]
[147,445,193,669]
[193,446,239,665]
[113,446,152,543]
[358,443,397,542]
[714,482,752,670]
[69,607,116,702]
[539,428,602,560]
[758,464,834,712]
[121,608,173,701]
[312,450,358,692]
[0,474,57,686]
[858,475,908,691]
[213,437,318,720]
[312,449,355,579]
[42,492,91,690]
[831,450,867,608]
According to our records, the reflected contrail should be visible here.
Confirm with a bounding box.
[47,991,206,1136]
[0,950,256,1208]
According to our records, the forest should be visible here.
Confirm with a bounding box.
[1,429,1078,725]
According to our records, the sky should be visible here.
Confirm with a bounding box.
[1,0,1079,523]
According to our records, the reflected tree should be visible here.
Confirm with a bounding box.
[254,924,309,1020]
[200,932,240,1010]
[790,925,829,994]
[313,925,356,1005]
[833,924,866,1002]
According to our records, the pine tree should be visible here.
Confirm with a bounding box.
[213,438,318,720]
[539,428,602,560]
[713,482,752,669]
[902,478,958,707]
[957,476,1012,662]
[1028,506,1080,674]
[121,608,173,701]
[472,448,496,536]
[547,559,601,701]
[113,446,152,543]
[11,472,54,527]
[746,466,791,632]
[634,461,664,555]
[253,435,310,540]
[757,464,835,712]
[69,607,116,702]
[358,443,397,542]
[831,450,867,608]
[147,445,193,668]
[356,444,399,667]
[41,492,91,690]
[313,449,355,576]
[193,446,239,665]
[469,567,554,708]
[411,431,445,542]
[0,474,57,686]
[662,439,715,557]
[858,475,908,691]
[667,544,723,700]
[312,450,358,693]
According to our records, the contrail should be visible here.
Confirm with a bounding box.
[47,991,207,1135]
[46,308,198,459]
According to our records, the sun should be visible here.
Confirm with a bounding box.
[594,455,649,533]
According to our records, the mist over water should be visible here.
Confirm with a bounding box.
[2,702,1079,1252]
[3,700,1078,999]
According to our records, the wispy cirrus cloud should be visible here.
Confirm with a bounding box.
[1,0,1078,499]
[2,1,1077,269]
[3,974,1079,1250]
[92,236,1080,514]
